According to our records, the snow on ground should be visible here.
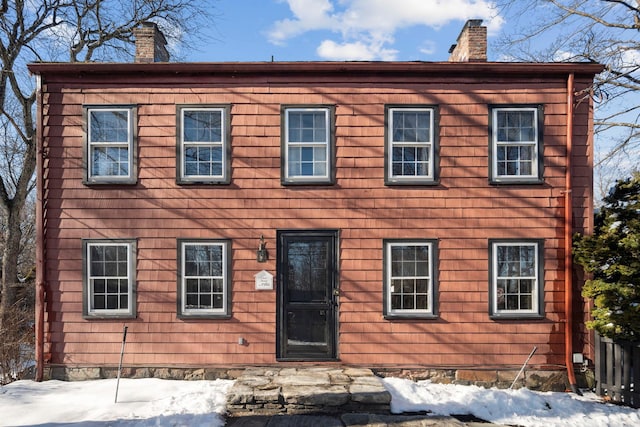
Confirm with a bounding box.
[0,377,639,426]
[0,378,234,426]
[383,378,640,427]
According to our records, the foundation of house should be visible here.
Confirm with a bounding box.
[42,365,574,393]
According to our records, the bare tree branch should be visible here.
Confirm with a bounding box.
[0,0,212,328]
[496,0,640,200]
[602,0,640,15]
[548,0,639,30]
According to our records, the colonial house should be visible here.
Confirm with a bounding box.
[29,21,603,388]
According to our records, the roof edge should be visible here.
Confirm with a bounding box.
[27,61,605,77]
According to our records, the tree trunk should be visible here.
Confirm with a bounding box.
[0,203,23,330]
[0,141,35,331]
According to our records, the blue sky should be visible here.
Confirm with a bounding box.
[188,0,504,62]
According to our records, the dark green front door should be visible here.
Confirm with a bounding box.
[277,230,338,360]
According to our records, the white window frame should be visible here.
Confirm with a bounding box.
[384,240,437,318]
[85,106,136,184]
[282,106,333,184]
[178,239,231,318]
[83,239,136,318]
[177,106,230,184]
[386,106,436,184]
[490,106,541,183]
[490,240,543,318]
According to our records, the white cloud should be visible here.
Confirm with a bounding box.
[268,0,504,60]
[338,0,501,34]
[269,0,338,45]
[419,40,437,56]
[619,47,640,78]
[553,50,577,62]
[317,39,398,61]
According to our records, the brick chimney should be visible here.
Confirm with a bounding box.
[133,22,169,63]
[448,19,487,62]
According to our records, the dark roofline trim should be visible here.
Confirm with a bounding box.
[28,61,604,79]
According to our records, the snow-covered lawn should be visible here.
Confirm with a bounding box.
[0,377,639,426]
[384,378,640,427]
[0,378,233,427]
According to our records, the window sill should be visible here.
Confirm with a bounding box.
[176,179,231,185]
[83,179,137,186]
[489,313,545,320]
[384,313,438,320]
[281,180,335,186]
[385,179,439,186]
[490,178,544,185]
[178,313,232,320]
[83,313,136,320]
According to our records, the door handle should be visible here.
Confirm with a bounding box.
[333,289,340,296]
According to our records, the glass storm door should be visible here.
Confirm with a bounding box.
[277,230,338,360]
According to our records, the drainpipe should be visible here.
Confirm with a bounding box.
[34,74,45,382]
[564,72,579,393]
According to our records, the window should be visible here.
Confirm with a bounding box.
[489,240,544,318]
[82,239,136,318]
[178,239,231,318]
[383,239,438,318]
[177,106,230,184]
[84,106,136,184]
[490,106,543,183]
[282,106,335,185]
[385,106,438,184]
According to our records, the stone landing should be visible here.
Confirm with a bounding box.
[226,367,392,416]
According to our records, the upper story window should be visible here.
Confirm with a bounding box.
[82,239,137,319]
[177,239,232,318]
[490,106,543,184]
[281,106,335,185]
[489,239,544,319]
[177,106,230,184]
[84,106,137,185]
[385,106,438,185]
[383,239,438,319]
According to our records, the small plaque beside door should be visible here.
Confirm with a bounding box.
[255,270,274,290]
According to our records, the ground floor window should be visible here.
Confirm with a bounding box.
[82,239,136,318]
[177,239,232,318]
[489,239,544,318]
[383,239,438,318]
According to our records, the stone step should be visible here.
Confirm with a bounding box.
[226,367,392,416]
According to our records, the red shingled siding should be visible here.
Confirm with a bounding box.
[40,74,593,368]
